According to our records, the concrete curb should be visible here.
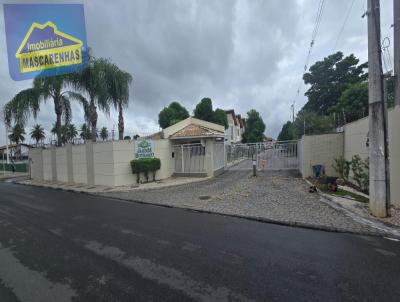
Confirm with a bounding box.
[91,193,391,238]
[14,178,397,239]
[304,178,400,239]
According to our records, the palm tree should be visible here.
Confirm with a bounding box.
[105,64,132,140]
[100,127,108,141]
[30,124,45,146]
[70,57,110,141]
[80,123,91,141]
[3,74,80,146]
[65,124,78,143]
[8,124,25,144]
[8,124,25,160]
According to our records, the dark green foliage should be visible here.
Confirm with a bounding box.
[332,156,351,180]
[241,109,266,143]
[302,52,367,115]
[8,124,25,144]
[130,158,161,183]
[124,136,131,140]
[333,82,368,123]
[213,108,228,129]
[277,121,294,141]
[350,155,369,193]
[277,52,368,139]
[30,124,45,145]
[293,111,335,137]
[80,123,91,141]
[158,101,189,129]
[193,98,214,122]
[100,127,108,141]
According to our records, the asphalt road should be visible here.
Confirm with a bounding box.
[0,182,399,302]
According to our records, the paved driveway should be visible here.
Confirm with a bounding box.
[0,182,400,301]
[100,160,385,236]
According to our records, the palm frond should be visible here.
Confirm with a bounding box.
[3,88,43,126]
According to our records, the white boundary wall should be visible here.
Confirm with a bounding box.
[72,144,87,184]
[298,105,400,206]
[29,139,179,187]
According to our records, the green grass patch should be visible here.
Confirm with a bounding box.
[318,184,369,203]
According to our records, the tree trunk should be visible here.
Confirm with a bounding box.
[54,96,63,147]
[118,105,124,140]
[89,98,97,142]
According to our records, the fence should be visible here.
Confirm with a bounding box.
[173,144,206,174]
[257,141,298,170]
[213,142,225,171]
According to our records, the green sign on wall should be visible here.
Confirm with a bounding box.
[135,139,154,159]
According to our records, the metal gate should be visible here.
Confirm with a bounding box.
[257,141,298,170]
[226,141,298,170]
[173,143,206,173]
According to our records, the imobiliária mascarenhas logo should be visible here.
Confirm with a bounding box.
[3,4,88,81]
[16,21,83,73]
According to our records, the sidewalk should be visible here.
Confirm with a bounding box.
[17,175,212,194]
[0,172,29,181]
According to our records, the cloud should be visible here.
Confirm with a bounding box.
[0,0,395,145]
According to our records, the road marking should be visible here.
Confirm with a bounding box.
[0,243,76,302]
[384,237,400,242]
[374,248,397,257]
[85,240,254,302]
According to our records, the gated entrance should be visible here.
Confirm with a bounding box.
[173,143,206,174]
[226,141,299,170]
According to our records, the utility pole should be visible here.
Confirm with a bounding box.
[394,0,400,106]
[368,0,388,217]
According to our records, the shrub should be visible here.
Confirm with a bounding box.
[332,156,351,180]
[350,155,369,194]
[130,158,161,183]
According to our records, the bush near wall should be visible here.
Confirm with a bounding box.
[130,158,161,183]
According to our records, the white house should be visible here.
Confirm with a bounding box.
[225,110,246,144]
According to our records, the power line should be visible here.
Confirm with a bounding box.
[291,0,326,115]
[333,0,355,51]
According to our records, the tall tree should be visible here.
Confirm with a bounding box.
[80,123,91,141]
[30,124,45,146]
[8,124,25,144]
[106,63,132,140]
[241,109,266,143]
[100,127,109,141]
[213,108,228,129]
[70,57,110,141]
[293,111,335,137]
[193,98,214,122]
[333,82,369,124]
[3,74,78,146]
[158,101,189,128]
[277,121,294,141]
[65,124,78,143]
[302,52,367,115]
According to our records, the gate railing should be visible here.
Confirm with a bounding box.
[226,141,299,170]
[173,143,206,173]
[257,141,298,170]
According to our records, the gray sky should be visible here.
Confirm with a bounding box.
[0,0,395,145]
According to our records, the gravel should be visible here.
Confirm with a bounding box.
[99,160,387,236]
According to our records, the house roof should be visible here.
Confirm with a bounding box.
[225,109,238,126]
[0,143,31,150]
[170,124,224,139]
[236,114,244,128]
[143,131,164,140]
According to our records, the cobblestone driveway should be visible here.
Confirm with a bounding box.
[99,160,386,236]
